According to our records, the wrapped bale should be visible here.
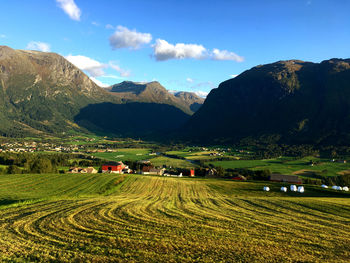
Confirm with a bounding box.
[332,186,338,190]
[297,186,304,193]
[342,186,349,191]
[280,187,287,192]
[263,186,270,191]
[321,184,328,189]
[290,185,297,192]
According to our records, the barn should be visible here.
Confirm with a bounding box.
[269,174,302,184]
[102,162,126,174]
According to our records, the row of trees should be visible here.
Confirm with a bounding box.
[0,152,104,174]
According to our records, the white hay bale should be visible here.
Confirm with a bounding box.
[263,186,270,191]
[280,187,287,192]
[290,185,297,192]
[342,186,349,191]
[337,186,343,191]
[332,185,338,190]
[297,186,304,193]
[321,184,328,189]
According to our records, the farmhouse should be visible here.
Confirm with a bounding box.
[270,174,302,184]
[232,175,247,181]
[102,162,126,174]
[142,166,165,175]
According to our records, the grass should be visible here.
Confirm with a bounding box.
[166,150,238,160]
[150,156,197,168]
[210,156,350,177]
[92,148,152,162]
[0,174,349,262]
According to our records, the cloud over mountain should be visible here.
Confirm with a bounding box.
[65,55,106,77]
[212,48,244,62]
[153,39,206,61]
[109,26,152,49]
[153,39,243,62]
[26,41,51,52]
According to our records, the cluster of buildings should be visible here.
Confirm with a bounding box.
[0,141,83,153]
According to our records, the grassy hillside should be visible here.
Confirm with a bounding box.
[0,174,349,262]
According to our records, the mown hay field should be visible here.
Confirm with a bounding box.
[210,156,350,177]
[0,174,349,262]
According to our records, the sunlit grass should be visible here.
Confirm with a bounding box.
[0,174,349,262]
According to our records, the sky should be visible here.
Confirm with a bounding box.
[1,0,349,97]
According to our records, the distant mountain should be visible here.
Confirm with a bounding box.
[184,58,350,145]
[107,81,204,114]
[0,46,191,137]
[173,91,204,112]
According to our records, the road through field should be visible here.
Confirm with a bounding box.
[0,175,349,262]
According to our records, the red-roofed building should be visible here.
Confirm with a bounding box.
[102,162,126,174]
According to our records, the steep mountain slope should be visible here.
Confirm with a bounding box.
[0,45,115,136]
[107,81,204,114]
[184,59,350,145]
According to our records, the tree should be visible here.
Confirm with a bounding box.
[30,158,54,174]
[7,165,22,174]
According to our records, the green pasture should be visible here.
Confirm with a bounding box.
[150,156,197,168]
[93,148,152,162]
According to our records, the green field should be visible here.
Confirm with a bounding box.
[150,156,197,168]
[210,156,350,177]
[166,150,237,160]
[92,148,152,162]
[0,174,349,262]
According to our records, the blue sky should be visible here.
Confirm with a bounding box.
[1,0,349,97]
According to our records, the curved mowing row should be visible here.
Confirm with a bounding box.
[0,175,349,262]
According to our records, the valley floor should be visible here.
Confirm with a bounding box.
[0,174,349,262]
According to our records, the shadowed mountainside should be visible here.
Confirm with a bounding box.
[184,58,350,145]
[74,102,190,138]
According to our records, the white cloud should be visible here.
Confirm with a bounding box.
[109,62,131,77]
[230,74,239,78]
[26,41,51,52]
[186,78,194,83]
[194,91,209,98]
[56,0,81,21]
[89,77,110,88]
[91,21,99,26]
[153,39,206,61]
[212,49,244,62]
[152,39,243,62]
[109,26,152,49]
[65,55,106,77]
[65,55,130,79]
[0,34,6,38]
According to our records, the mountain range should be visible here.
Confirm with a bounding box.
[1,45,350,146]
[0,46,203,137]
